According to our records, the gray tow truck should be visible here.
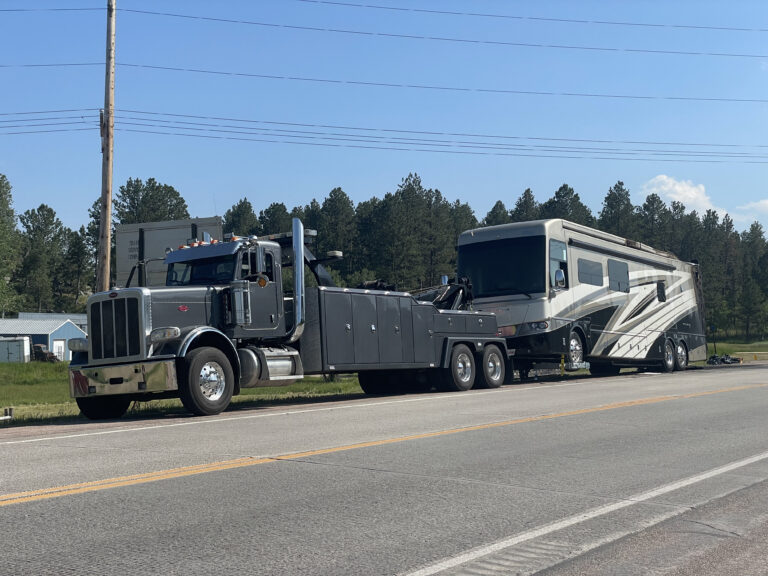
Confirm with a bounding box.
[69,219,508,419]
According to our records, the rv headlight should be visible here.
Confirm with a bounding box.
[528,321,549,330]
[68,338,89,352]
[150,327,181,343]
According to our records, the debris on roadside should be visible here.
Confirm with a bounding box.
[707,354,743,365]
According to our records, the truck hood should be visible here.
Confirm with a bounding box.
[149,286,222,330]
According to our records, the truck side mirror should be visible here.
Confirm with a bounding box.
[554,269,566,289]
[230,280,252,326]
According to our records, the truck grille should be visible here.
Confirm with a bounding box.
[90,296,142,360]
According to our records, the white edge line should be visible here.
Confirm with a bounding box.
[404,449,768,576]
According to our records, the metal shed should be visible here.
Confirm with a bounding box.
[0,319,86,362]
[18,312,88,334]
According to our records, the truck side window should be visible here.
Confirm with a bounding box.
[549,239,568,289]
[263,253,274,281]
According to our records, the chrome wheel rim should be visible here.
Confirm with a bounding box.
[676,343,688,368]
[486,352,502,382]
[198,361,226,401]
[569,335,583,364]
[456,353,473,383]
[665,342,675,369]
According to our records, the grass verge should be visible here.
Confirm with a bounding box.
[0,363,363,426]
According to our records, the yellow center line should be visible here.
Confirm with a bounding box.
[3,382,766,507]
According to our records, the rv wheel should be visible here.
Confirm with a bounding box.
[568,331,584,365]
[179,347,235,416]
[476,345,505,388]
[662,339,676,372]
[674,341,688,371]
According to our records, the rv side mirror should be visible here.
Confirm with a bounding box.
[554,269,566,289]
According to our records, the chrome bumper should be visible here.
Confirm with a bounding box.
[69,359,178,398]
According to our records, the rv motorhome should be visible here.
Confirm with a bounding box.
[457,219,706,379]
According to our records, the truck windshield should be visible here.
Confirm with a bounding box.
[166,256,236,286]
[457,235,546,298]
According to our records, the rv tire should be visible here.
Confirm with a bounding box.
[568,330,584,365]
[662,339,676,372]
[476,345,505,388]
[674,341,688,371]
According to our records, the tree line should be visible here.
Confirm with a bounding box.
[0,172,762,340]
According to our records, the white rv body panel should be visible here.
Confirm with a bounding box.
[458,219,706,371]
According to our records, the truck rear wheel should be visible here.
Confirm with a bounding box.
[476,344,505,389]
[76,396,131,420]
[440,343,476,392]
[179,347,234,416]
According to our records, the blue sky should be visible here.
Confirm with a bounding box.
[1,0,767,233]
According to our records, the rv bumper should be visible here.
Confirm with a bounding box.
[69,359,178,398]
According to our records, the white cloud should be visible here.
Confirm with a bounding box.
[738,199,768,214]
[641,175,717,213]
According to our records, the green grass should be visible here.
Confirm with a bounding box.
[0,363,363,426]
[707,340,768,358]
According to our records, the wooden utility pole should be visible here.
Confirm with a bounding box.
[97,0,116,292]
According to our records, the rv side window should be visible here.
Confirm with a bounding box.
[578,259,603,286]
[657,280,666,302]
[608,259,629,293]
[549,240,568,289]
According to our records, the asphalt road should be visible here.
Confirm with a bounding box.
[3,364,768,575]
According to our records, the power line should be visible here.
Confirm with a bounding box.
[4,4,765,36]
[116,109,768,150]
[294,1,768,34]
[118,8,768,59]
[111,118,767,160]
[0,7,101,12]
[115,126,768,164]
[114,62,768,104]
[2,109,764,163]
[3,108,766,153]
[13,60,766,104]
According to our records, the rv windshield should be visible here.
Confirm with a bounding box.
[166,256,236,286]
[457,235,546,298]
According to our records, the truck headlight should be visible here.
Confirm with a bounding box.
[150,327,181,343]
[68,338,89,352]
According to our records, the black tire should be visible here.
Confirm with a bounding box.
[589,362,621,377]
[358,371,389,395]
[407,370,434,393]
[179,347,235,416]
[674,341,688,371]
[662,339,676,372]
[76,396,131,420]
[568,330,584,366]
[476,345,505,389]
[440,344,476,391]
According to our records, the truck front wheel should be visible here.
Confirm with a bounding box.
[76,396,131,420]
[179,347,235,416]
